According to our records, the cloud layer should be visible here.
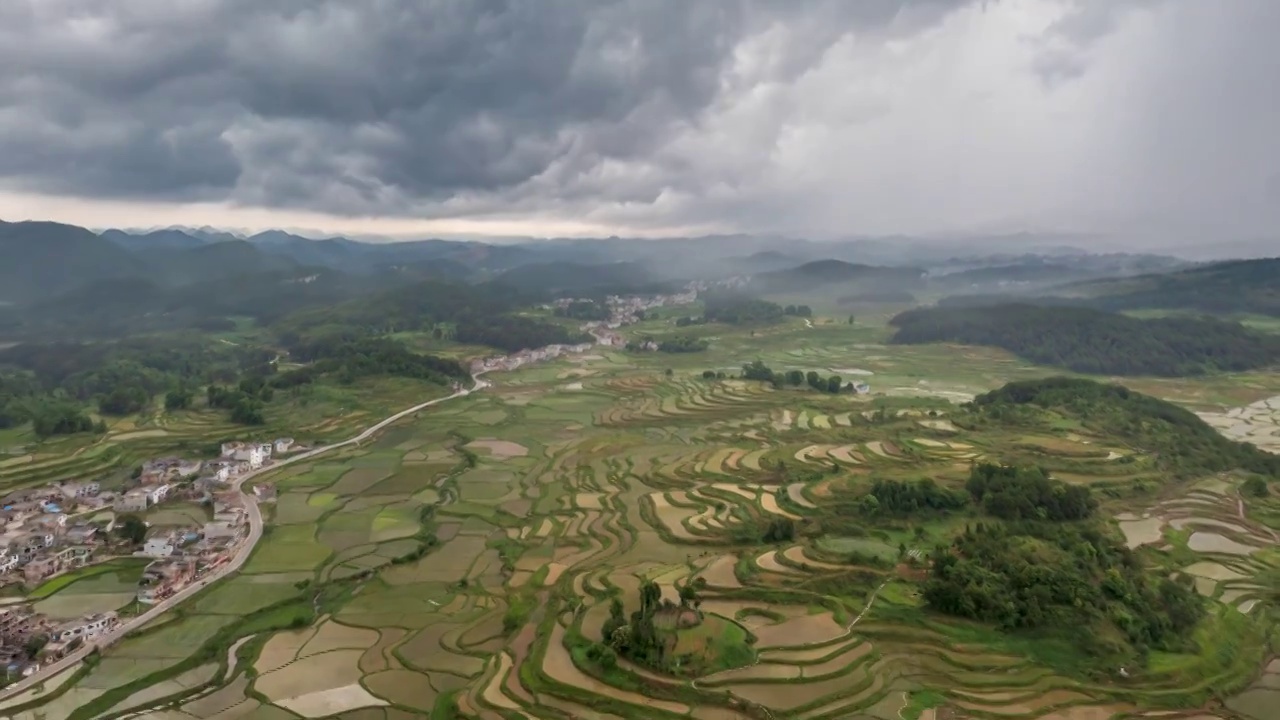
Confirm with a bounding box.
[0,0,1277,240]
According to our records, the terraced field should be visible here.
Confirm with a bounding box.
[0,376,447,495]
[8,322,1279,720]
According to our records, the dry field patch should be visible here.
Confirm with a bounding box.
[787,483,818,509]
[760,491,802,520]
[466,439,529,459]
[256,649,365,703]
[278,684,387,718]
[697,555,742,589]
[256,627,318,673]
[753,612,845,648]
[1187,532,1259,555]
[363,669,438,711]
[1182,561,1245,581]
[302,620,380,656]
[756,550,805,575]
[1119,518,1165,549]
[712,483,757,500]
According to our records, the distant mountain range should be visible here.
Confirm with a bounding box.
[2,217,1275,343]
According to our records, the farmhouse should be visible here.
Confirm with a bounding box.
[48,612,117,644]
[137,558,196,604]
[23,546,94,585]
[114,489,151,513]
[53,481,100,500]
[142,535,176,558]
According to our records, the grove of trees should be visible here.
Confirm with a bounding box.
[889,304,1280,377]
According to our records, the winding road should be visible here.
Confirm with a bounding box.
[0,375,490,702]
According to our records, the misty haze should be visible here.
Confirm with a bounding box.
[0,3,1276,720]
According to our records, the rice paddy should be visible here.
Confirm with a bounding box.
[11,319,1280,720]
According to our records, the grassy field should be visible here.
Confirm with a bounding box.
[9,309,1279,720]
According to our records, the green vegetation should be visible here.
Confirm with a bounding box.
[750,258,924,294]
[890,304,1280,376]
[969,377,1280,476]
[925,520,1204,664]
[7,246,1280,720]
[701,292,785,325]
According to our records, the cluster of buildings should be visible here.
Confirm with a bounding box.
[0,604,120,678]
[135,493,248,605]
[204,437,294,482]
[0,435,292,678]
[0,480,118,586]
[469,341,595,375]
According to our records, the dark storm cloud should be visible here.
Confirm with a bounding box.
[0,0,976,215]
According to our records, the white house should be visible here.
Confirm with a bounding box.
[273,438,294,454]
[142,537,175,558]
[0,552,18,573]
[145,484,171,506]
[231,445,268,469]
[50,613,117,643]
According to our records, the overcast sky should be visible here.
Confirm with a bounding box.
[0,0,1277,242]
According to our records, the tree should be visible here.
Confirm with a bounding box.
[23,635,48,658]
[678,583,698,609]
[827,375,843,393]
[806,371,822,389]
[848,315,856,325]
[858,494,880,516]
[786,370,805,386]
[164,387,193,411]
[116,514,147,545]
[1243,476,1269,497]
[664,368,674,377]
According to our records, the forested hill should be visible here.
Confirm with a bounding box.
[889,304,1280,376]
[750,259,925,293]
[967,377,1280,477]
[937,257,1280,318]
[274,278,592,354]
[0,221,143,303]
[1064,257,1280,317]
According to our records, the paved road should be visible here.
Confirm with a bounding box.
[0,375,490,702]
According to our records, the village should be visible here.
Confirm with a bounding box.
[0,436,295,680]
[470,287,705,374]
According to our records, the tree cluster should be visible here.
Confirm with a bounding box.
[0,335,272,433]
[889,304,1280,377]
[276,278,590,354]
[867,478,968,516]
[739,360,848,394]
[656,336,709,353]
[207,380,274,426]
[783,305,813,317]
[602,581,668,668]
[965,463,1096,522]
[701,292,785,325]
[924,522,1204,661]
